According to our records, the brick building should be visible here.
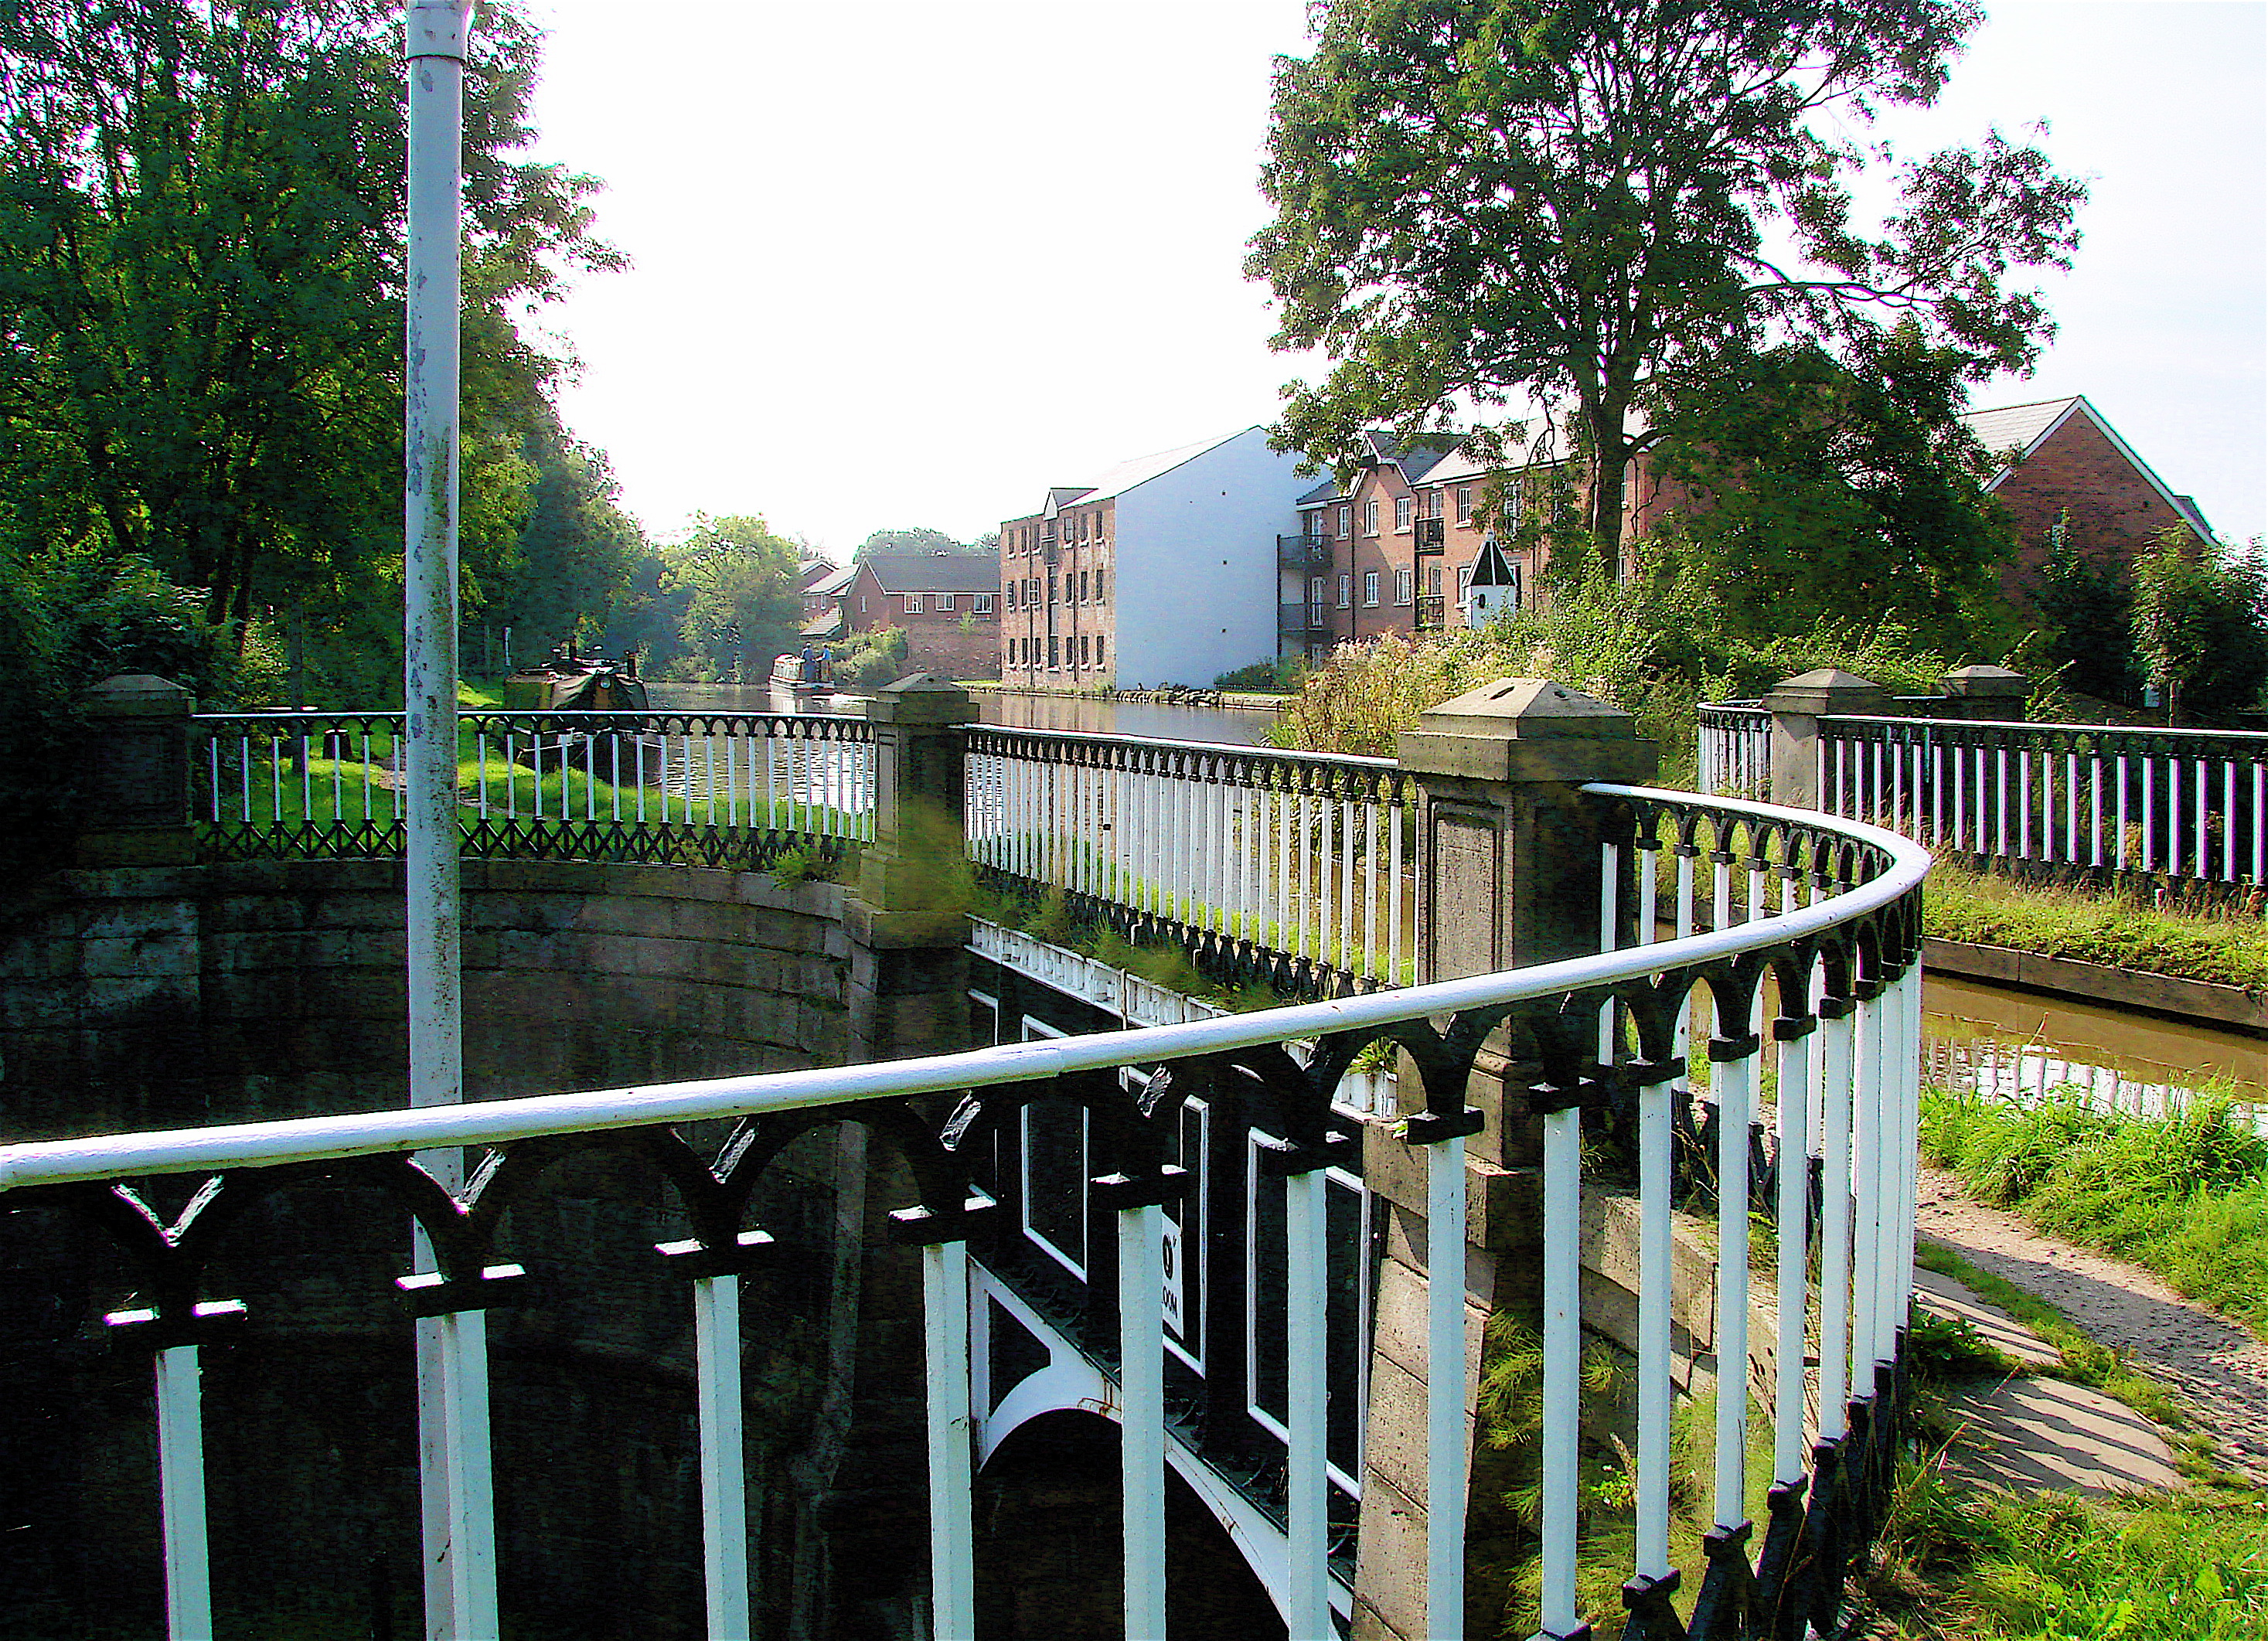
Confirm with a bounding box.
[1278,427,1685,662]
[1962,396,2213,607]
[844,551,999,680]
[999,428,1310,689]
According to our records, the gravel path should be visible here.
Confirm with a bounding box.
[1916,1163,2268,1486]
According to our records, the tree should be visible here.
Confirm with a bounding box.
[1643,326,2021,653]
[2131,529,2268,726]
[0,0,619,696]
[853,527,977,560]
[2031,509,2140,706]
[1248,0,2086,566]
[487,412,648,661]
[671,515,802,682]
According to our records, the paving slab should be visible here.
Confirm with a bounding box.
[1936,1374,2185,1496]
[1914,1268,2062,1370]
[1918,1265,2185,1496]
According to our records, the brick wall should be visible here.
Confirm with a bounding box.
[1992,410,2200,591]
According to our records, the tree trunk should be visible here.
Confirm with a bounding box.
[1585,409,1632,579]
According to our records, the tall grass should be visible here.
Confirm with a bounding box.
[1875,1463,2268,1639]
[1920,1086,2268,1341]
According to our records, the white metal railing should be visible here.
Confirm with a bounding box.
[965,727,1418,990]
[969,917,1401,1117]
[192,709,877,860]
[1696,700,1769,798]
[1819,713,2267,889]
[2,782,1926,1641]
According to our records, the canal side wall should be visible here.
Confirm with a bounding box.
[0,860,956,1640]
[1925,935,2268,1039]
[0,859,850,1135]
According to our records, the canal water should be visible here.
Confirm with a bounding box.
[656,684,2260,1129]
[1923,972,2266,1135]
[651,682,1281,747]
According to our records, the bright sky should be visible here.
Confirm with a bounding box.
[514,0,2266,560]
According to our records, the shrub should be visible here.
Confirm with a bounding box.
[829,625,909,687]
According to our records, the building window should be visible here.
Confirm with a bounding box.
[938,593,957,611]
[974,593,994,613]
[1362,499,1379,536]
[1303,511,1323,540]
[1048,635,1059,669]
[1005,584,1017,609]
[859,595,867,615]
[1337,574,1351,609]
[1080,635,1091,666]
[1363,570,1380,607]
[1456,486,1473,523]
[1457,564,1473,603]
[1428,564,1444,597]
[1095,636,1105,667]
[1394,567,1413,605]
[905,594,924,613]
[1394,495,1413,532]
[1048,577,1058,604]
[1078,570,1088,602]
[1307,576,1326,614]
[1337,504,1352,540]
[1095,570,1107,602]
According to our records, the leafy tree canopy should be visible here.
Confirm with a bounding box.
[853,527,979,560]
[667,515,802,683]
[0,0,620,701]
[1248,0,2086,563]
[2031,509,2141,706]
[1643,325,2021,654]
[2131,529,2268,726]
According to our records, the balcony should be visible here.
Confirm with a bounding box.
[1277,533,1333,569]
[1414,593,1446,631]
[1278,602,1330,637]
[1413,517,1446,554]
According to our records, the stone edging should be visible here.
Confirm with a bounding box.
[1924,936,2268,1039]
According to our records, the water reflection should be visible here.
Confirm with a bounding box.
[1925,973,2266,1134]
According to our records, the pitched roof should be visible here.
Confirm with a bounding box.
[860,552,1000,594]
[1961,395,2212,538]
[1960,397,2082,462]
[811,563,856,596]
[1296,478,1343,506]
[1074,431,1251,505]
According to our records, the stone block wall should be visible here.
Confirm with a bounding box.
[0,859,850,1139]
[0,860,949,1641]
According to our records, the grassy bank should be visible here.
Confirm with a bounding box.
[1875,1465,2268,1639]
[1919,1086,2268,1343]
[1923,862,2268,990]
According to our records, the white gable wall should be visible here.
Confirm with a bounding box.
[1111,428,1306,687]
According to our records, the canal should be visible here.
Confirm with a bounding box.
[656,683,2260,1129]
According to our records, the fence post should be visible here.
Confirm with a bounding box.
[76,674,196,868]
[1936,664,2029,723]
[1350,679,1656,1641]
[845,673,979,1061]
[1765,670,1889,812]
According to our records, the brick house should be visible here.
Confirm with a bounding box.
[845,551,1000,680]
[797,561,856,642]
[1961,395,2214,607]
[1281,427,1683,659]
[999,428,1310,689]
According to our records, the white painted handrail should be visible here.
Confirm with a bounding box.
[0,787,1927,1190]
